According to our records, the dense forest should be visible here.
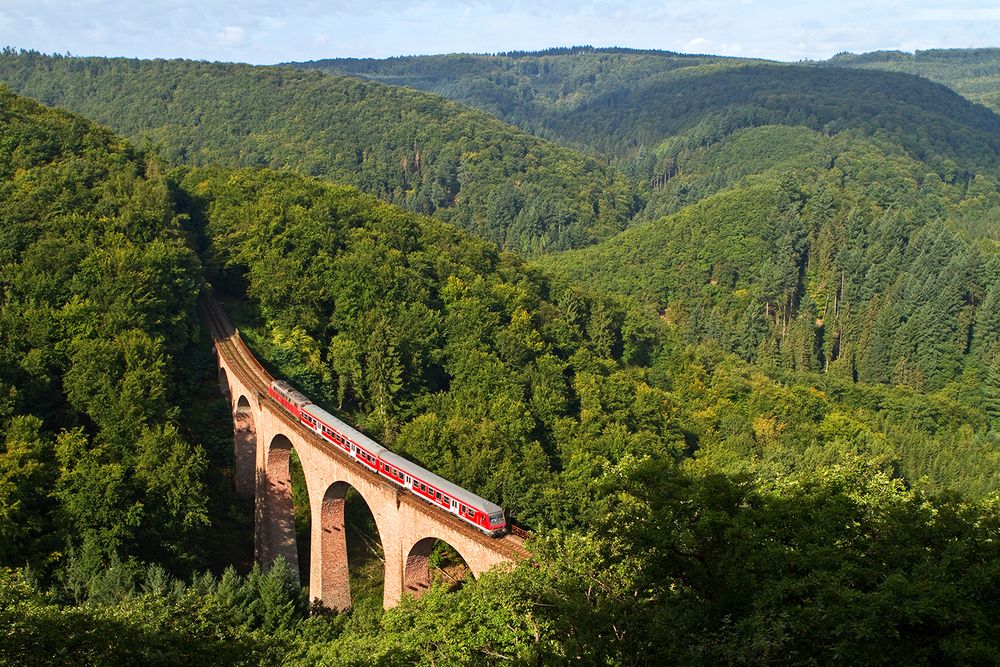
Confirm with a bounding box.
[2,84,998,664]
[297,46,1000,403]
[830,48,1000,114]
[540,126,1000,393]
[0,86,226,585]
[296,47,1000,179]
[0,49,637,254]
[2,43,1000,665]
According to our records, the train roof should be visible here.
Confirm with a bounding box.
[380,450,503,515]
[303,402,389,459]
[271,380,311,408]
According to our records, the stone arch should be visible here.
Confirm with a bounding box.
[318,480,387,610]
[261,433,301,581]
[403,535,475,599]
[233,395,256,498]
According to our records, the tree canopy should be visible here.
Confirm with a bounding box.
[0,49,637,254]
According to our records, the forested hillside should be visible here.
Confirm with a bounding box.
[297,47,1000,180]
[830,48,1000,114]
[308,47,1000,412]
[4,34,1000,663]
[0,85,217,582]
[0,50,637,253]
[295,47,741,135]
[172,164,998,663]
[541,124,1000,399]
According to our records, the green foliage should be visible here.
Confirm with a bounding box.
[285,462,1000,666]
[0,564,301,666]
[299,48,1000,180]
[540,126,1000,404]
[0,86,209,577]
[830,47,1000,114]
[178,166,663,521]
[0,51,638,253]
[183,164,997,512]
[2,49,999,666]
[0,416,56,566]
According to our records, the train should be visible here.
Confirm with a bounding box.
[268,380,508,536]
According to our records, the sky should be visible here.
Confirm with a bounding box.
[1,0,998,64]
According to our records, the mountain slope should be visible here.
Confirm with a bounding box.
[2,83,998,666]
[0,51,637,253]
[295,48,1000,180]
[829,48,1000,114]
[0,84,211,575]
[538,124,1000,395]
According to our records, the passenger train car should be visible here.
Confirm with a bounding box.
[268,380,507,536]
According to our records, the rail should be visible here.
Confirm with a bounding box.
[202,292,530,560]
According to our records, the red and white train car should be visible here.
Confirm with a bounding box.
[268,380,507,535]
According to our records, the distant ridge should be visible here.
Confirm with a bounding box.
[0,50,637,254]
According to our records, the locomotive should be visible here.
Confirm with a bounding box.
[268,380,508,536]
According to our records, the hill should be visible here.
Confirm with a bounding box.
[292,47,743,136]
[0,50,637,253]
[0,84,215,579]
[295,48,1000,181]
[180,163,1000,663]
[539,123,1000,400]
[829,48,1000,114]
[1,84,998,665]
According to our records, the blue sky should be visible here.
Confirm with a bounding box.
[1,0,997,64]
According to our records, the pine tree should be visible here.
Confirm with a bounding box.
[365,320,403,435]
[984,356,1000,431]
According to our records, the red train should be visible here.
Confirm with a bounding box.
[268,380,508,536]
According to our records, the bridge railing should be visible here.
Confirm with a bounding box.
[508,521,533,540]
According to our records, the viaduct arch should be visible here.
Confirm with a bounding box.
[206,297,527,610]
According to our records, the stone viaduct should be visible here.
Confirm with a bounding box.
[205,297,528,610]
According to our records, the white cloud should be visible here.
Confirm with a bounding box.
[216,25,245,46]
[685,37,712,50]
[911,7,1000,21]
